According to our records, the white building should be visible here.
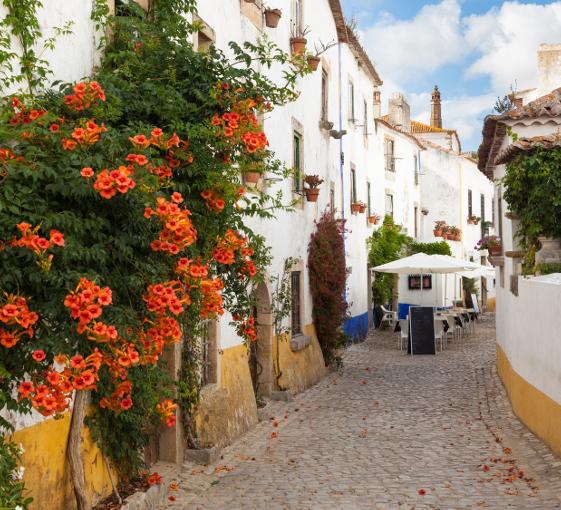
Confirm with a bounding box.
[478,44,561,461]
[376,88,495,313]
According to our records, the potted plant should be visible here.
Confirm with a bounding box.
[475,235,502,256]
[433,220,446,237]
[351,201,366,214]
[303,174,323,202]
[290,26,310,55]
[358,201,367,213]
[264,8,282,28]
[242,162,264,187]
[467,215,480,225]
[367,213,380,225]
[306,54,321,71]
[447,226,461,241]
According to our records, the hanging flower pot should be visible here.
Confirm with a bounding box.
[488,244,502,256]
[307,55,321,71]
[433,228,442,237]
[264,8,282,28]
[351,202,362,214]
[358,203,367,214]
[367,214,380,225]
[305,188,320,202]
[290,37,307,55]
[242,171,261,186]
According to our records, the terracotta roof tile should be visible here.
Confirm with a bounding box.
[495,134,561,165]
[478,88,561,174]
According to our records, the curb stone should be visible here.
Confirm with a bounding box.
[121,462,177,510]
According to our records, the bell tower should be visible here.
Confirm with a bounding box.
[430,85,442,129]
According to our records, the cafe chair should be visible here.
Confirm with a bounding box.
[434,318,446,352]
[397,319,409,351]
[379,305,397,330]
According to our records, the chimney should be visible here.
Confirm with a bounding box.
[388,92,411,132]
[538,44,561,95]
[430,85,442,128]
[373,90,381,118]
[512,97,523,109]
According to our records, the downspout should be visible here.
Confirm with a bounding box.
[338,39,347,303]
[458,158,464,305]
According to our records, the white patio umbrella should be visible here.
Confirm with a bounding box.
[373,253,474,305]
[432,256,492,304]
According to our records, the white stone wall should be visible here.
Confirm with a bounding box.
[0,0,100,95]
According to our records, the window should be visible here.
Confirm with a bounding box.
[468,189,473,218]
[293,132,302,191]
[199,320,217,386]
[192,14,215,52]
[385,139,395,172]
[363,99,368,136]
[413,155,418,186]
[367,181,372,216]
[291,0,303,35]
[291,271,302,336]
[321,70,328,122]
[350,166,357,204]
[414,206,418,238]
[329,183,335,217]
[348,81,355,122]
[385,193,394,218]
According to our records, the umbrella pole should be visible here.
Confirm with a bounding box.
[421,272,424,306]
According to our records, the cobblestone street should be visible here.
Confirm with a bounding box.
[167,316,561,509]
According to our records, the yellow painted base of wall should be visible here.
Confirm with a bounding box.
[11,414,114,510]
[195,323,327,448]
[487,297,496,312]
[275,324,327,394]
[195,344,258,448]
[497,344,561,459]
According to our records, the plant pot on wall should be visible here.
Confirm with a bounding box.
[433,229,442,237]
[307,55,321,71]
[242,171,261,187]
[290,37,307,55]
[351,203,362,214]
[304,188,320,202]
[488,244,502,256]
[264,8,282,28]
[367,215,379,225]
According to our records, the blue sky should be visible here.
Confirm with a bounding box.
[341,0,561,150]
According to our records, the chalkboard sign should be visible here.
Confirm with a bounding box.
[409,306,436,355]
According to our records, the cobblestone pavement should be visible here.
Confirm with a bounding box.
[166,316,561,509]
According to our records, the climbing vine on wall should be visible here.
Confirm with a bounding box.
[0,0,309,507]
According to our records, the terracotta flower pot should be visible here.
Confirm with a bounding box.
[358,204,367,213]
[368,215,379,225]
[242,171,261,185]
[467,218,474,224]
[441,232,449,240]
[488,245,502,256]
[305,188,320,202]
[351,203,361,214]
[290,37,307,55]
[433,229,442,237]
[264,8,282,28]
[307,55,321,71]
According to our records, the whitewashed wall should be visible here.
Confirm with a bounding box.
[0,0,100,95]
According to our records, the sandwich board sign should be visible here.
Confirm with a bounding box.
[409,306,436,355]
[471,293,480,314]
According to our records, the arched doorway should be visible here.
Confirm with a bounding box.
[249,282,274,397]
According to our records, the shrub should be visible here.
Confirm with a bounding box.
[408,241,451,256]
[308,211,347,364]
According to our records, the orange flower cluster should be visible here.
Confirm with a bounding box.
[0,148,23,166]
[175,258,224,318]
[19,351,102,416]
[144,195,197,255]
[63,278,113,334]
[233,314,257,342]
[62,119,107,151]
[0,295,38,348]
[200,190,226,212]
[8,97,47,125]
[211,107,269,154]
[140,316,182,365]
[156,399,177,427]
[8,222,64,271]
[92,165,136,199]
[64,81,106,111]
[143,281,190,316]
[212,229,249,266]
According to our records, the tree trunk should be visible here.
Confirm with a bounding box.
[67,390,91,510]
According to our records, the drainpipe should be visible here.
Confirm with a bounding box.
[458,159,464,305]
[338,40,347,304]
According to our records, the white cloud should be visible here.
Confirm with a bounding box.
[361,0,466,82]
[356,0,561,149]
[464,2,561,92]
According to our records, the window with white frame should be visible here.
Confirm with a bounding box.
[385,138,395,172]
[291,0,303,36]
[348,80,355,122]
[350,166,357,204]
[321,70,329,122]
[413,154,419,186]
[385,193,394,218]
[291,271,302,336]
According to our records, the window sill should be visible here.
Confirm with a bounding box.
[290,334,311,352]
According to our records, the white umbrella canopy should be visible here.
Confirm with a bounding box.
[373,252,472,274]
